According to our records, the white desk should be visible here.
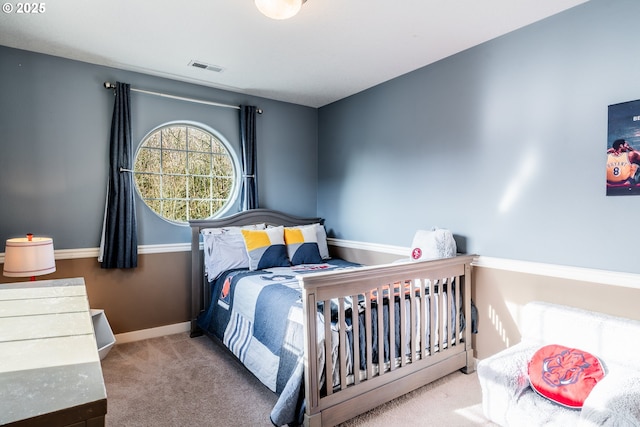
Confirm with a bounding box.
[0,277,107,426]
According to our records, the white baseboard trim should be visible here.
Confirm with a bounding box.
[114,321,191,344]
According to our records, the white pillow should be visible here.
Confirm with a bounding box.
[313,223,330,259]
[202,224,265,281]
[410,228,456,261]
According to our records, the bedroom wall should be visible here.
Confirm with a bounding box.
[0,46,319,333]
[0,45,319,249]
[317,0,640,275]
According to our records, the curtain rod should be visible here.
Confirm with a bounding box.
[103,82,262,114]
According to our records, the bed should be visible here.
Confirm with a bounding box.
[189,209,476,426]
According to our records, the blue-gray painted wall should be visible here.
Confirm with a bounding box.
[2,0,640,275]
[318,0,640,274]
[0,46,318,249]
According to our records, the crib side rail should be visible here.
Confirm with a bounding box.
[300,255,475,426]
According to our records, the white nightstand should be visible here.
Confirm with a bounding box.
[0,277,107,426]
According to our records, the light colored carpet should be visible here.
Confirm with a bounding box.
[101,333,495,426]
[340,368,495,427]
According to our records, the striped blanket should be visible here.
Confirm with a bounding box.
[197,259,358,425]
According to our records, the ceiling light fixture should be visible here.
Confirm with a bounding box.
[255,0,306,20]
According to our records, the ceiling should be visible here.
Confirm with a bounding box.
[0,0,589,108]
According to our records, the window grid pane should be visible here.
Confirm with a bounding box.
[133,123,237,223]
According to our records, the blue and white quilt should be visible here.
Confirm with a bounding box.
[197,259,358,426]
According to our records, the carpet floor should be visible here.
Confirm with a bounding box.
[101,332,495,426]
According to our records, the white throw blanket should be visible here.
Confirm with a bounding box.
[580,370,640,426]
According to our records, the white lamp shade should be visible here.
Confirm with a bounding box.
[255,0,303,20]
[3,236,56,278]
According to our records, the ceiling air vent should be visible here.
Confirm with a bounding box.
[188,60,224,73]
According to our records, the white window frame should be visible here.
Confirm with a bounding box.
[133,120,241,225]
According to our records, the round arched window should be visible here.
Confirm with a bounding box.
[133,122,240,224]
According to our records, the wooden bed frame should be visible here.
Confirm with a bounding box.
[190,209,476,427]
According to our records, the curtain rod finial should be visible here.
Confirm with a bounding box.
[104,82,116,89]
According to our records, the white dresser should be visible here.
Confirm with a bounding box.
[0,277,107,426]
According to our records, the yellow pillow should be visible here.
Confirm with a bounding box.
[241,226,290,270]
[284,225,323,265]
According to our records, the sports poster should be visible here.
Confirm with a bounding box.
[607,99,640,196]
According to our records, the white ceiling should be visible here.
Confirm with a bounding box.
[0,0,589,108]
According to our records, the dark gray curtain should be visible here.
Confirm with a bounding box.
[100,82,138,268]
[240,105,258,210]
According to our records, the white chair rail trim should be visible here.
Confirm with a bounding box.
[0,243,192,263]
[326,237,409,256]
[473,256,640,290]
[1,239,638,290]
[328,239,640,290]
